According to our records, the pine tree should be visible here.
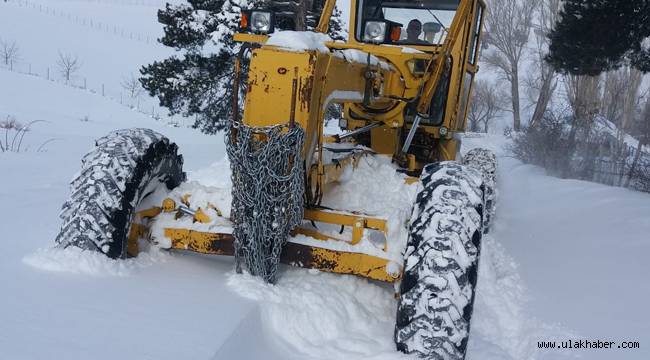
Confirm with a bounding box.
[546,0,650,75]
[140,0,347,134]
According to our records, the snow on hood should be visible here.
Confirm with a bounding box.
[266,31,394,71]
[266,31,333,53]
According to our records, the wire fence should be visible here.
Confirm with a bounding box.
[588,154,650,193]
[42,0,171,6]
[0,57,186,127]
[5,0,159,45]
[1,0,192,128]
[572,139,650,193]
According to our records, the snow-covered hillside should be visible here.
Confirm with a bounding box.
[1,1,649,360]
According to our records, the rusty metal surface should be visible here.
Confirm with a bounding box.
[166,228,235,256]
[161,228,397,282]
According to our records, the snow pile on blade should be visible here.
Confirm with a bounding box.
[319,155,418,264]
[152,154,418,273]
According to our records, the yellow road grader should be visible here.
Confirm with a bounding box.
[55,0,497,358]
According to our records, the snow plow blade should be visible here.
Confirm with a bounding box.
[157,227,399,282]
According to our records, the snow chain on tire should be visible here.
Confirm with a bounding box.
[55,128,185,258]
[226,123,305,284]
[395,161,485,360]
[462,148,497,233]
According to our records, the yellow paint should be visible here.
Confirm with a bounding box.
[232,33,268,44]
[159,227,399,282]
[370,127,399,155]
[437,138,461,161]
[315,0,336,33]
[144,0,488,281]
[302,246,399,282]
[162,198,176,212]
[165,228,233,255]
[300,208,388,249]
[234,0,484,170]
[193,208,212,224]
[207,203,223,217]
[126,223,147,257]
[404,176,420,185]
[135,207,162,220]
[313,151,367,195]
[303,209,387,232]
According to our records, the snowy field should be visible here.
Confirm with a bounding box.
[1,1,649,360]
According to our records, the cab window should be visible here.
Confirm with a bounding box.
[356,0,460,45]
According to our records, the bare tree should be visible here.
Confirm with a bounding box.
[483,0,539,131]
[626,96,650,187]
[121,73,144,100]
[564,74,602,179]
[601,70,628,126]
[0,39,20,66]
[599,67,643,184]
[528,0,561,127]
[619,69,643,133]
[566,75,601,125]
[468,80,506,133]
[56,51,82,82]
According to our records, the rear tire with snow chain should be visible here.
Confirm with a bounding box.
[55,128,185,259]
[462,148,497,233]
[395,162,485,360]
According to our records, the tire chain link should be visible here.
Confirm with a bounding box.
[226,122,305,283]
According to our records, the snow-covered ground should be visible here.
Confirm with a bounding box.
[1,1,649,360]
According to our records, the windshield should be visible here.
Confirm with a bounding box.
[357,0,459,45]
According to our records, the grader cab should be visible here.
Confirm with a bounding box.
[55,0,497,358]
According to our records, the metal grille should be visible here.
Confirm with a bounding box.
[226,123,305,283]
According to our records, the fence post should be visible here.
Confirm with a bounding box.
[84,78,87,89]
[102,84,105,96]
[47,67,50,80]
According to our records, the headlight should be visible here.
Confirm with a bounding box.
[250,11,272,34]
[240,10,274,34]
[363,21,387,43]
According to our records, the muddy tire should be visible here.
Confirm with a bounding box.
[462,148,497,233]
[395,162,484,360]
[55,128,185,258]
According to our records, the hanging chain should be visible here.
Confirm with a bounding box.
[226,122,305,283]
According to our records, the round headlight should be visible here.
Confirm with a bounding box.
[363,21,387,43]
[367,23,383,38]
[251,11,272,33]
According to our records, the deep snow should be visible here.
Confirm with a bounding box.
[1,1,649,359]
